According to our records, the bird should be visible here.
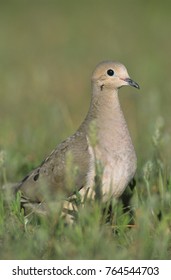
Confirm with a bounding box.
[13,61,140,215]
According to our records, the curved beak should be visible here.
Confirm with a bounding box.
[124,78,140,89]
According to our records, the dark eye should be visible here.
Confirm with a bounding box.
[107,69,114,76]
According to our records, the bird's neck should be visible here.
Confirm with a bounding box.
[91,87,121,117]
[80,86,131,150]
[87,87,127,129]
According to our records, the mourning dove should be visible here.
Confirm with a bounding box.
[14,61,139,214]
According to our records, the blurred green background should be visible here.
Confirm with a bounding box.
[0,0,171,181]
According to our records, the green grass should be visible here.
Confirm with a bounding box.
[1,121,171,260]
[0,0,171,259]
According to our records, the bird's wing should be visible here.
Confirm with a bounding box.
[17,133,91,204]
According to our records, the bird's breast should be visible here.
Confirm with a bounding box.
[85,134,137,200]
[101,148,137,198]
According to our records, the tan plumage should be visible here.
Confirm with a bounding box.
[15,61,140,213]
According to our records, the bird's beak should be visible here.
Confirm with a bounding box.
[124,78,140,89]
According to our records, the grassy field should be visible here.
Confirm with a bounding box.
[0,1,171,259]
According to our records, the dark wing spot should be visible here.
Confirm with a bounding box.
[33,173,39,181]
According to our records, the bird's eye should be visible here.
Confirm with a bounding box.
[107,69,114,76]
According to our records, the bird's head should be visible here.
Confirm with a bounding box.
[92,61,140,91]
